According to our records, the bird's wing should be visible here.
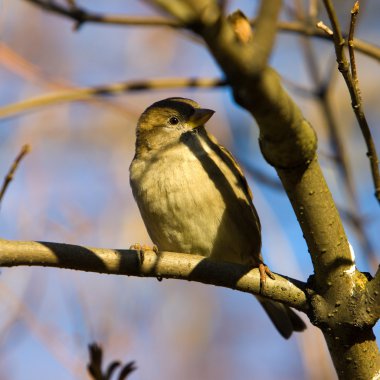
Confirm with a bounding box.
[206,131,261,231]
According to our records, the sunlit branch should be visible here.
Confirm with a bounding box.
[348,2,360,89]
[0,77,226,120]
[0,239,309,312]
[290,3,378,266]
[322,0,380,203]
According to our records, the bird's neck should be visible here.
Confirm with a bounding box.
[134,127,209,158]
[134,128,176,157]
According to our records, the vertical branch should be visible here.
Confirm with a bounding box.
[308,0,319,20]
[322,0,380,203]
[250,0,283,73]
[348,2,360,90]
[300,2,377,268]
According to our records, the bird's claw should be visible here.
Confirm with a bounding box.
[259,263,275,293]
[130,243,159,265]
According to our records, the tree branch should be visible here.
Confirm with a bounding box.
[250,0,282,73]
[24,0,180,29]
[322,0,380,203]
[366,265,380,320]
[169,0,353,286]
[150,1,379,378]
[87,343,137,380]
[298,16,378,268]
[0,239,309,312]
[0,77,226,120]
[7,2,380,377]
[348,2,360,89]
[0,145,30,207]
[23,0,380,62]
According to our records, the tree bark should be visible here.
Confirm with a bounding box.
[151,1,380,378]
[0,239,309,312]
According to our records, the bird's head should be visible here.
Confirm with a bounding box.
[135,97,215,151]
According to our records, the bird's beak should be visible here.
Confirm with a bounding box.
[188,108,215,129]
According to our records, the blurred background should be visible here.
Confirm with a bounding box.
[0,0,379,379]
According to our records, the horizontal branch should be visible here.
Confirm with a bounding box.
[0,239,309,312]
[23,0,380,62]
[0,77,226,120]
[24,0,181,28]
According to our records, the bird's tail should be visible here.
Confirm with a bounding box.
[257,297,306,339]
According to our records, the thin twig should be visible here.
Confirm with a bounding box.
[322,0,380,203]
[288,4,359,225]
[0,145,31,208]
[316,20,333,36]
[348,2,360,96]
[87,343,137,380]
[0,77,226,120]
[22,0,380,62]
[305,1,379,267]
[281,1,378,269]
[286,5,378,267]
[25,0,181,29]
[277,19,380,61]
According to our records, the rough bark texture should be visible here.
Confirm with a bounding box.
[151,1,379,378]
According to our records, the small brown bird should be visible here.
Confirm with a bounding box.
[129,97,306,338]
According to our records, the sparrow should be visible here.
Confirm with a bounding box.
[129,97,306,338]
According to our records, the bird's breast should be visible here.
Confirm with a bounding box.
[129,136,261,264]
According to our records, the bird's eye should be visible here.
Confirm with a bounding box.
[168,116,179,125]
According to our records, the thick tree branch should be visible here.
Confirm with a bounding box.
[250,0,282,73]
[151,1,379,378]
[164,0,353,287]
[0,239,309,312]
[366,266,380,319]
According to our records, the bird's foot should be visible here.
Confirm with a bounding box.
[259,263,275,293]
[130,243,158,253]
[130,243,159,264]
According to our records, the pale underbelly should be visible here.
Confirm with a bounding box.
[131,151,261,265]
